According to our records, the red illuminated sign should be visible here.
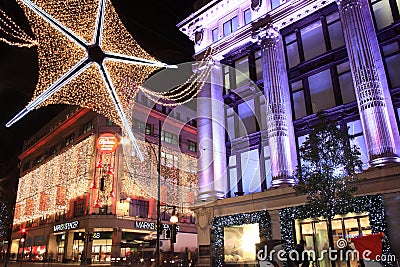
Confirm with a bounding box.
[96,133,118,154]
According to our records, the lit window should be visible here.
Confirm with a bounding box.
[235,56,250,88]
[223,16,239,37]
[224,223,260,262]
[370,0,394,30]
[188,141,197,152]
[240,149,262,194]
[65,133,75,147]
[161,131,178,145]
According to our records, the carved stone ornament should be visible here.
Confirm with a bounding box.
[196,207,212,231]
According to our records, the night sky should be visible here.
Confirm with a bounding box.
[0,0,195,170]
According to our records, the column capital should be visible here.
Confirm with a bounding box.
[257,24,281,47]
[335,0,362,10]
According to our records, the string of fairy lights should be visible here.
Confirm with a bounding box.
[122,140,198,209]
[14,136,95,224]
[0,7,37,48]
[138,48,215,107]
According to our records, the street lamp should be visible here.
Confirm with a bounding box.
[169,208,178,224]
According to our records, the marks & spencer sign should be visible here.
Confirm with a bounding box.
[54,221,79,232]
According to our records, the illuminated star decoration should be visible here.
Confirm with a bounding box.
[6,0,177,160]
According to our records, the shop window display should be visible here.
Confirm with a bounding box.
[224,223,260,264]
[295,213,371,267]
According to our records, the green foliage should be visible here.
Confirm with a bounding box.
[294,113,363,219]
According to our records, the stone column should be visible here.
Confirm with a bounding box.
[336,0,400,166]
[258,25,297,187]
[197,61,227,200]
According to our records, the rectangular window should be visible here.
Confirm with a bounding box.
[337,61,356,104]
[291,80,307,119]
[188,140,197,152]
[370,0,394,30]
[226,107,236,139]
[65,133,75,147]
[308,69,335,112]
[224,65,231,92]
[271,0,282,9]
[244,9,251,25]
[347,120,368,169]
[223,16,239,37]
[130,200,149,218]
[161,131,178,145]
[235,56,250,88]
[241,149,262,194]
[80,121,93,135]
[383,42,400,88]
[133,119,145,133]
[228,155,238,196]
[301,21,326,60]
[255,50,263,81]
[145,123,152,135]
[285,33,300,68]
[238,99,257,136]
[212,27,219,42]
[327,12,345,49]
[264,145,272,188]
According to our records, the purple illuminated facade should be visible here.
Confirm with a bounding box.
[179,0,400,265]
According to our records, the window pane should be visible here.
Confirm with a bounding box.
[264,158,272,188]
[241,149,262,194]
[286,42,300,68]
[337,62,356,103]
[232,16,239,32]
[371,0,394,30]
[301,21,326,60]
[348,120,369,169]
[385,54,400,88]
[382,42,399,56]
[271,0,281,9]
[308,69,335,112]
[291,80,303,92]
[244,9,251,25]
[285,33,297,44]
[259,97,267,130]
[227,115,236,139]
[255,50,263,81]
[235,56,250,88]
[328,22,345,49]
[293,91,307,119]
[229,168,238,195]
[212,28,218,42]
[223,21,231,36]
[224,65,231,90]
[238,100,257,136]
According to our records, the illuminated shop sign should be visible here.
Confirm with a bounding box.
[96,133,118,153]
[53,221,79,232]
[135,221,179,231]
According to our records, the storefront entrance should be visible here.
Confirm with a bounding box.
[295,213,371,267]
